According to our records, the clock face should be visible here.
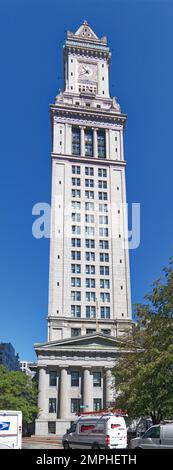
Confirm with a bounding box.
[78,63,97,82]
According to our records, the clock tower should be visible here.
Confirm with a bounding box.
[34,22,132,436]
[64,21,110,99]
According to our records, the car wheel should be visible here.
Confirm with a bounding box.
[92,443,100,449]
[63,441,70,449]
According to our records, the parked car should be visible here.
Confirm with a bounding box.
[62,413,127,449]
[129,423,173,449]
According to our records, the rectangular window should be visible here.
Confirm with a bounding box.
[71,398,81,414]
[93,372,101,387]
[100,279,110,289]
[99,227,108,237]
[72,165,80,175]
[86,329,96,335]
[48,422,56,434]
[85,202,94,211]
[49,371,57,387]
[99,240,109,249]
[85,265,95,275]
[85,179,94,188]
[98,168,107,177]
[71,278,81,287]
[71,264,81,274]
[100,306,110,319]
[71,239,81,248]
[86,292,96,302]
[71,328,81,337]
[93,398,102,411]
[99,192,107,201]
[100,292,110,302]
[85,252,95,262]
[71,201,81,210]
[99,216,108,224]
[85,239,95,249]
[71,291,81,301]
[98,180,107,189]
[71,213,81,222]
[85,167,94,176]
[97,130,106,158]
[71,189,81,198]
[72,177,80,186]
[71,371,79,387]
[86,278,95,288]
[85,190,94,199]
[72,127,80,155]
[71,305,81,318]
[72,226,81,234]
[49,398,56,414]
[86,306,96,319]
[100,266,109,275]
[99,203,108,213]
[85,226,95,236]
[85,129,93,157]
[101,329,111,335]
[85,214,95,223]
[100,253,109,262]
[71,251,81,261]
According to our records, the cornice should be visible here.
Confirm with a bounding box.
[50,104,127,127]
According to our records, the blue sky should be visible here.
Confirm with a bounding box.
[0,0,172,361]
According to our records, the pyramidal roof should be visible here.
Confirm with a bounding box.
[67,21,107,45]
[75,21,98,40]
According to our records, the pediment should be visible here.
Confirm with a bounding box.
[34,333,130,352]
[75,21,98,40]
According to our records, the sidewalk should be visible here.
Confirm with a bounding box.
[22,435,63,449]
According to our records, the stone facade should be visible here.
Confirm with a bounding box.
[34,21,132,436]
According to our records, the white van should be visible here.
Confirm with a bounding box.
[0,410,22,449]
[62,413,127,449]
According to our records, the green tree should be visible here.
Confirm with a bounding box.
[113,260,173,424]
[0,365,38,424]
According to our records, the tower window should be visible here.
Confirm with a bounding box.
[97,130,106,158]
[72,127,80,156]
[85,129,93,157]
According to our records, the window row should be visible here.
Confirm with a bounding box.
[48,396,102,414]
[71,201,108,212]
[72,127,106,158]
[72,166,107,178]
[71,265,110,275]
[72,178,107,189]
[71,305,110,318]
[71,215,108,225]
[71,292,110,302]
[71,227,109,236]
[71,278,110,288]
[71,328,111,337]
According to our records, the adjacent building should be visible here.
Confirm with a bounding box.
[34,21,132,435]
[0,343,20,371]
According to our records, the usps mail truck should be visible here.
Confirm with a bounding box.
[0,410,22,449]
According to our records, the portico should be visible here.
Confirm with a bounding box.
[35,333,128,435]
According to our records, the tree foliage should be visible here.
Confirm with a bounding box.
[113,260,173,424]
[0,365,38,424]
